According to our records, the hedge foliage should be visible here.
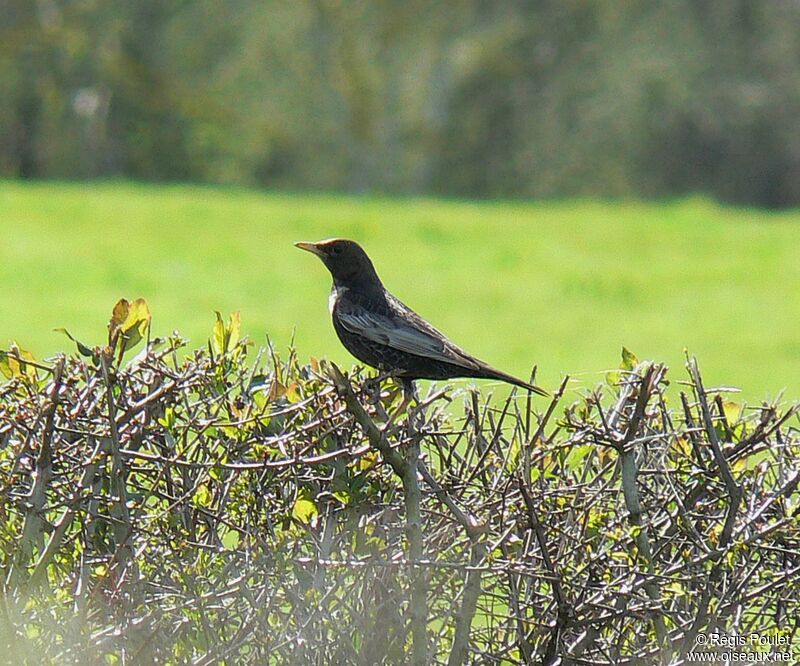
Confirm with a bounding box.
[0,302,798,664]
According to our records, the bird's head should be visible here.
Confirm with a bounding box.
[294,238,382,289]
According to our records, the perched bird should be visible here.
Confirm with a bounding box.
[295,238,547,397]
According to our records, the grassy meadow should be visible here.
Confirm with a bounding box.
[1,180,799,401]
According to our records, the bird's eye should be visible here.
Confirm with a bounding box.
[332,246,342,255]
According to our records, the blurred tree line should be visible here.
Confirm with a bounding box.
[1,0,799,206]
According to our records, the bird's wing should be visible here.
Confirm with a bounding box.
[336,300,481,370]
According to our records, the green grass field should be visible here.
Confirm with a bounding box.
[2,180,799,401]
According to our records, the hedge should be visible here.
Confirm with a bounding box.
[0,301,798,664]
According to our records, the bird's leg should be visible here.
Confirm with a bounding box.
[363,370,393,397]
[362,373,380,402]
[387,380,429,451]
[387,378,418,424]
[363,371,395,422]
[406,380,432,436]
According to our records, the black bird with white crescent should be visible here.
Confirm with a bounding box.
[295,238,547,396]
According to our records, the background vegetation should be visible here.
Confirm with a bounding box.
[2,181,800,401]
[2,1,799,206]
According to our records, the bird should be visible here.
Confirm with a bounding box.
[295,238,548,398]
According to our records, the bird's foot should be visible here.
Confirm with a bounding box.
[363,371,395,397]
[362,376,380,401]
[381,378,420,432]
[362,372,397,422]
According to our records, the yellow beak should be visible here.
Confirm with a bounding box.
[294,241,324,257]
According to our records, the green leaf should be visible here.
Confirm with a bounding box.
[0,352,15,380]
[564,444,594,472]
[193,483,213,508]
[108,298,151,359]
[221,529,241,550]
[620,346,639,371]
[721,400,741,424]
[284,382,302,403]
[54,328,95,358]
[227,310,241,349]
[158,405,176,429]
[212,310,242,356]
[731,457,747,474]
[505,438,520,473]
[292,494,318,524]
[120,298,151,351]
[0,346,38,382]
[212,311,226,356]
[665,581,686,597]
[109,299,129,335]
[209,460,226,481]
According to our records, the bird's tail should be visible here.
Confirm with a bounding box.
[477,366,549,397]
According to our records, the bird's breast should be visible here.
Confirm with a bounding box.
[328,286,340,315]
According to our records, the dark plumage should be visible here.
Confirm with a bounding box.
[295,238,547,396]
